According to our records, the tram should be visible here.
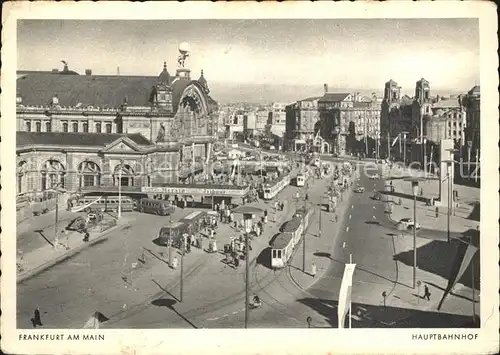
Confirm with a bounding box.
[270,208,312,268]
[262,174,291,200]
[296,170,310,187]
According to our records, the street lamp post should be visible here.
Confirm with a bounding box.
[180,237,185,302]
[243,213,254,328]
[118,159,123,220]
[54,186,59,249]
[405,177,424,289]
[318,195,322,238]
[443,152,457,243]
[401,132,408,166]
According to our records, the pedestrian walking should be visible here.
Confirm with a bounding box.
[83,232,90,243]
[32,306,43,327]
[311,262,317,278]
[424,285,431,301]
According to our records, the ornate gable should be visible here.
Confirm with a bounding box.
[102,137,141,153]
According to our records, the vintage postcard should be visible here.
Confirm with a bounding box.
[1,1,498,354]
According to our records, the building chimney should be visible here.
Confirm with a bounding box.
[85,69,92,76]
[324,84,328,94]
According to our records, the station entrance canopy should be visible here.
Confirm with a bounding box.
[141,185,250,198]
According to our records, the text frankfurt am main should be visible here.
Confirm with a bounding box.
[19,333,105,341]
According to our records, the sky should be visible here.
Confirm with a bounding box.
[17,19,479,96]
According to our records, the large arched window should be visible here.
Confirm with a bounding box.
[17,161,28,194]
[45,121,52,132]
[35,121,41,132]
[78,161,101,187]
[95,122,102,133]
[83,122,89,133]
[25,121,31,132]
[72,122,79,133]
[113,163,135,187]
[62,122,68,132]
[40,159,66,190]
[105,123,112,133]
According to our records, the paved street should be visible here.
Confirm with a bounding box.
[16,161,480,329]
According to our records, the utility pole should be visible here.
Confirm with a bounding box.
[364,117,368,157]
[423,137,427,177]
[245,230,250,328]
[387,132,391,160]
[54,185,59,249]
[180,236,185,302]
[475,149,479,183]
[402,132,407,166]
[318,195,322,238]
[471,243,476,325]
[447,165,452,243]
[413,191,417,289]
[118,159,123,219]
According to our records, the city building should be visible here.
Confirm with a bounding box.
[16,56,219,194]
[268,102,287,137]
[318,85,381,156]
[255,109,269,132]
[381,79,413,141]
[463,85,480,154]
[411,78,434,141]
[425,97,466,145]
[225,110,245,139]
[284,96,320,151]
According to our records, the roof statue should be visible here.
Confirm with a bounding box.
[61,60,69,72]
[177,42,191,69]
[156,122,166,143]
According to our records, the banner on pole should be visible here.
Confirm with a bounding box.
[437,242,478,311]
[391,134,400,147]
[338,263,356,328]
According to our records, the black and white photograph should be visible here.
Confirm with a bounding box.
[1,2,498,355]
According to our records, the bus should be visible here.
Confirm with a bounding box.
[73,195,134,213]
[137,198,175,216]
[179,210,207,234]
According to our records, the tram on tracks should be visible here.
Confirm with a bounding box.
[262,174,291,200]
[270,207,312,268]
[296,169,311,187]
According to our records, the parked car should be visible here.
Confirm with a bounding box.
[369,173,380,180]
[399,218,421,230]
[354,186,365,193]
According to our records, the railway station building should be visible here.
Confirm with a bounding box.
[16,59,220,195]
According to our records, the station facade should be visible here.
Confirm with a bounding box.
[16,59,220,195]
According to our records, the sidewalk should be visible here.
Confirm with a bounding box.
[17,215,134,283]
[386,167,479,233]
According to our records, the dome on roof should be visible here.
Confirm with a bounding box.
[198,69,209,93]
[158,62,171,85]
[469,85,480,94]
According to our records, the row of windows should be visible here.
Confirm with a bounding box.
[448,121,463,128]
[25,121,51,132]
[25,121,113,133]
[272,249,283,259]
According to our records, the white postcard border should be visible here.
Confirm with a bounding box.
[1,2,498,354]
